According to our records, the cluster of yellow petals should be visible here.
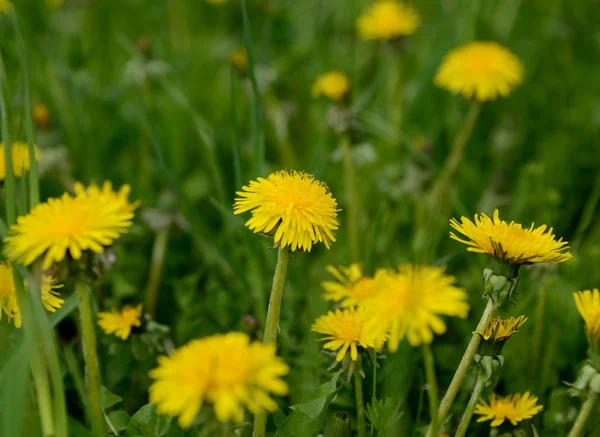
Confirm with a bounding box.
[475,392,543,427]
[98,304,143,340]
[321,263,383,307]
[573,289,600,344]
[311,71,350,102]
[356,1,421,41]
[234,170,339,252]
[0,262,63,328]
[435,42,524,102]
[4,181,138,269]
[475,315,527,343]
[450,209,571,264]
[149,332,289,427]
[0,0,11,14]
[0,142,41,180]
[312,307,387,362]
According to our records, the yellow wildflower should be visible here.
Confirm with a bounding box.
[41,276,64,313]
[573,289,600,346]
[475,316,527,343]
[435,42,524,102]
[149,332,289,427]
[98,304,143,340]
[475,392,543,427]
[356,1,421,41]
[32,103,51,129]
[230,48,248,73]
[322,264,389,307]
[206,0,228,5]
[312,71,350,102]
[0,0,12,14]
[0,142,41,180]
[450,209,571,264]
[234,170,339,252]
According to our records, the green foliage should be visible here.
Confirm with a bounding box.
[365,397,404,437]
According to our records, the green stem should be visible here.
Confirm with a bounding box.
[370,348,377,436]
[0,49,16,226]
[454,374,485,437]
[252,246,291,437]
[423,343,440,437]
[145,228,169,319]
[354,357,366,437]
[76,281,103,437]
[229,67,242,192]
[342,135,360,262]
[567,393,596,437]
[426,298,496,437]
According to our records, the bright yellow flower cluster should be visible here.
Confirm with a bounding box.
[321,264,381,308]
[356,1,421,41]
[435,42,524,102]
[475,392,543,427]
[234,170,339,252]
[475,316,527,343]
[312,71,350,102]
[0,142,41,180]
[0,262,63,328]
[573,289,600,345]
[450,209,572,264]
[98,304,143,340]
[4,181,138,269]
[149,332,289,427]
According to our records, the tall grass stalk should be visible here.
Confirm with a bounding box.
[145,228,169,319]
[567,393,596,437]
[342,135,360,261]
[454,374,485,437]
[422,344,440,437]
[354,357,366,437]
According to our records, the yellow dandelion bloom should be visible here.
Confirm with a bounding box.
[434,42,524,102]
[356,1,421,41]
[0,0,12,14]
[47,0,64,10]
[322,264,388,307]
[311,71,350,102]
[450,209,572,264]
[0,142,41,180]
[230,48,248,73]
[475,316,527,343]
[312,307,387,361]
[234,170,339,252]
[573,289,600,345]
[32,103,51,129]
[149,332,289,427]
[475,392,543,427]
[98,304,143,340]
[364,265,469,350]
[4,182,137,269]
[0,262,64,328]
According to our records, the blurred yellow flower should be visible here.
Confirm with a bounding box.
[0,142,41,180]
[356,1,421,41]
[230,48,248,73]
[312,71,350,102]
[0,0,12,14]
[364,265,469,350]
[435,42,524,102]
[46,0,64,10]
[573,289,600,345]
[206,0,228,5]
[149,332,289,427]
[312,307,387,361]
[475,392,543,427]
[98,304,143,340]
[322,264,381,307]
[234,170,339,252]
[32,103,51,129]
[0,262,63,328]
[450,209,572,264]
[4,182,137,269]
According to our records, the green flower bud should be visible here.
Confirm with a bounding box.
[570,364,599,391]
[324,412,352,437]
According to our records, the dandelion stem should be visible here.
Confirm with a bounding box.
[567,393,597,437]
[342,135,360,262]
[354,356,366,437]
[145,228,169,319]
[427,298,496,437]
[454,374,485,437]
[423,343,440,437]
[76,281,104,437]
[253,246,290,437]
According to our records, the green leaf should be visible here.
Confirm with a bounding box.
[68,417,92,437]
[365,397,404,437]
[101,386,123,409]
[124,403,183,437]
[108,410,131,432]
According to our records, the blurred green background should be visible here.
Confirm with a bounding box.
[1,0,600,435]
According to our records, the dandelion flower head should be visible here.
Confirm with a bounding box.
[364,265,469,350]
[356,1,421,41]
[4,182,138,269]
[312,71,350,102]
[573,289,600,346]
[0,142,41,180]
[234,170,339,252]
[32,103,51,129]
[98,304,143,340]
[149,332,289,427]
[0,0,11,14]
[230,48,248,73]
[322,264,385,307]
[435,42,524,102]
[475,392,543,427]
[312,307,387,361]
[450,209,571,265]
[475,316,527,343]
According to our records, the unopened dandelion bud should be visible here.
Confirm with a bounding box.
[483,268,519,305]
[570,364,599,391]
[324,412,352,437]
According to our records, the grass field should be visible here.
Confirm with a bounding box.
[1,0,600,436]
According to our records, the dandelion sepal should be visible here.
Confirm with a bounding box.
[483,266,520,306]
[570,364,600,394]
[473,354,504,386]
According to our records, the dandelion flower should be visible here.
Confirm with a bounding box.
[0,262,64,328]
[356,1,421,41]
[4,182,137,269]
[435,42,524,102]
[98,304,143,340]
[475,392,543,427]
[450,209,572,264]
[312,308,387,361]
[230,48,248,73]
[475,316,527,356]
[322,264,386,307]
[0,142,41,180]
[32,103,51,129]
[364,265,469,350]
[149,332,289,427]
[234,170,339,252]
[0,0,11,14]
[312,71,350,102]
[573,289,600,346]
